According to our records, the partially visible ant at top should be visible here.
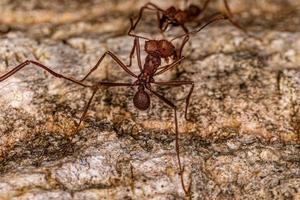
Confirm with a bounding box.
[129,0,254,38]
[126,13,230,197]
[127,17,188,66]
[127,10,232,72]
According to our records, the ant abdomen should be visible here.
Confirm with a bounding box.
[187,4,201,19]
[133,88,150,110]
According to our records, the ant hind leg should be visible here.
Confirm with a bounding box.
[75,82,134,133]
[147,87,191,196]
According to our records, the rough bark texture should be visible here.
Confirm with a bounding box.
[0,0,299,199]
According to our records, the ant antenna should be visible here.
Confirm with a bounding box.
[171,13,228,42]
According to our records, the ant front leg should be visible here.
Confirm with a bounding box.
[180,24,189,34]
[126,37,143,73]
[221,0,250,36]
[129,3,164,38]
[201,0,212,15]
[153,81,194,120]
[223,0,235,18]
[201,1,260,40]
[75,82,135,133]
[80,51,137,82]
[147,87,191,196]
[127,38,136,68]
[177,35,190,59]
[128,17,151,40]
[0,60,90,87]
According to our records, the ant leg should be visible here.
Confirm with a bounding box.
[158,15,168,39]
[125,36,143,73]
[225,15,260,39]
[219,13,261,40]
[126,36,143,73]
[202,0,212,14]
[133,2,164,29]
[135,37,143,72]
[156,10,161,30]
[80,51,138,82]
[223,0,234,18]
[127,38,136,68]
[153,81,194,120]
[174,35,190,76]
[147,87,190,195]
[222,0,260,40]
[221,0,248,34]
[128,3,163,39]
[155,57,185,76]
[75,86,99,133]
[128,18,151,41]
[172,13,228,41]
[0,60,91,87]
[180,24,189,34]
[76,82,135,133]
[126,37,143,73]
[177,35,190,59]
[162,22,170,32]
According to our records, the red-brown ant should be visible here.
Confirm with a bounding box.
[129,0,250,36]
[0,12,230,197]
[125,15,229,195]
[127,16,189,67]
[0,37,194,196]
[128,10,234,79]
[0,10,234,198]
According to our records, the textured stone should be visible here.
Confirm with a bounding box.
[0,0,299,199]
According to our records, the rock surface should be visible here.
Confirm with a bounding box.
[0,0,299,199]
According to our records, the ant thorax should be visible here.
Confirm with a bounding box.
[174,10,188,24]
[143,54,161,75]
[164,6,177,19]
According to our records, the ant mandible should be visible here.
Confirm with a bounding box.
[129,0,249,36]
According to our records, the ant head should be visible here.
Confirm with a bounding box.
[133,86,150,111]
[145,40,159,55]
[187,4,201,18]
[145,40,175,59]
[158,40,175,58]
